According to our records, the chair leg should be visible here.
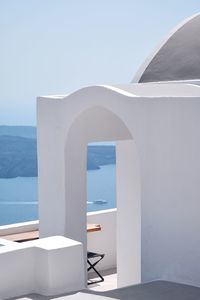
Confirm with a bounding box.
[87,255,104,284]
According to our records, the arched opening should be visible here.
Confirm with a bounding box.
[64,106,141,288]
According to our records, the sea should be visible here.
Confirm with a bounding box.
[0,164,116,226]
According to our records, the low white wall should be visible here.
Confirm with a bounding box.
[87,208,116,272]
[0,236,84,299]
[0,220,39,235]
[0,209,116,274]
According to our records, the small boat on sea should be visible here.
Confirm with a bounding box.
[93,199,108,205]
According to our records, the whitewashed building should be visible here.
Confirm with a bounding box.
[1,12,200,299]
[37,12,200,288]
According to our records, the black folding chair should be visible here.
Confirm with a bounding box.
[87,251,105,285]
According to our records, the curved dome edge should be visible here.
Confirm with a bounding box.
[131,12,200,84]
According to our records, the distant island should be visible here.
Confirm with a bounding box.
[0,126,116,178]
[0,125,36,139]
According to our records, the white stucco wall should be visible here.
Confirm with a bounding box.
[140,98,200,286]
[116,140,141,287]
[37,85,200,287]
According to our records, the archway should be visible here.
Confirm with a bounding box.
[64,106,141,287]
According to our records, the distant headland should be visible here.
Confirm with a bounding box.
[0,126,116,178]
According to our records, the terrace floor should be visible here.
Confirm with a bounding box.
[88,268,117,291]
[10,280,200,300]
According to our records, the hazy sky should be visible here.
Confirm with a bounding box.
[1,0,200,125]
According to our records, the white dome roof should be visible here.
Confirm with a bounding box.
[132,13,200,83]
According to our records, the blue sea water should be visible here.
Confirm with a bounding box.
[0,164,116,226]
[87,164,116,212]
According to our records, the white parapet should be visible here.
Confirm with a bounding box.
[0,236,84,299]
[0,220,39,235]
